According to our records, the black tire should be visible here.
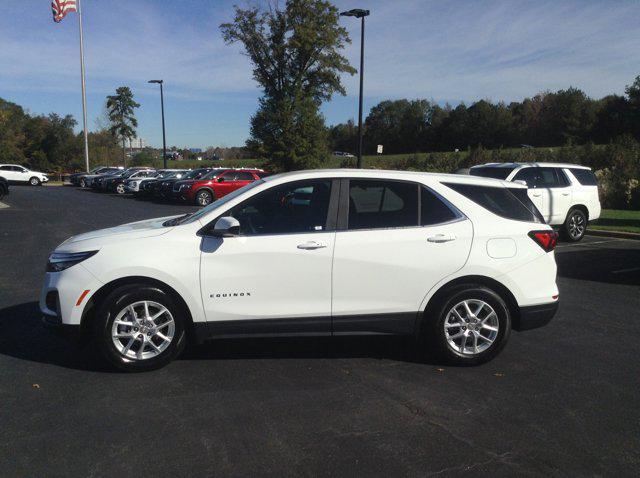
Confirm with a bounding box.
[29,177,41,186]
[0,187,5,200]
[195,189,213,206]
[94,284,187,372]
[423,285,511,366]
[562,208,587,242]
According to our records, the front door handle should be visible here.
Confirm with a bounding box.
[427,234,456,243]
[532,192,542,197]
[562,192,570,196]
[297,241,327,250]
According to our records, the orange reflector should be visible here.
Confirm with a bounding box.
[76,289,90,306]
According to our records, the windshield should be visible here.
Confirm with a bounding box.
[179,180,265,225]
[469,167,515,180]
[183,169,208,180]
[202,169,225,180]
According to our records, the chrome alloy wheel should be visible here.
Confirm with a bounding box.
[444,299,499,356]
[116,183,126,194]
[111,300,175,361]
[568,212,586,239]
[197,190,212,206]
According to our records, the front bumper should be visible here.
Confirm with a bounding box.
[513,300,559,331]
[39,264,103,326]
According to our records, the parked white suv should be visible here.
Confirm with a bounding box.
[40,169,559,372]
[0,164,49,185]
[470,162,600,241]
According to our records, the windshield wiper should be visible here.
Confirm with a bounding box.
[163,213,193,227]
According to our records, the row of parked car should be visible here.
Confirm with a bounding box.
[68,166,269,206]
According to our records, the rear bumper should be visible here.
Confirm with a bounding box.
[513,300,558,331]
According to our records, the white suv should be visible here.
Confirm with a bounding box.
[40,169,559,372]
[0,164,49,185]
[470,162,601,241]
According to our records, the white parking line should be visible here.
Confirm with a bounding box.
[0,202,8,209]
[556,238,626,248]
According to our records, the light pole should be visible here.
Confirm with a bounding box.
[148,80,167,169]
[340,8,369,169]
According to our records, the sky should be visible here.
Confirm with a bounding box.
[1,0,639,149]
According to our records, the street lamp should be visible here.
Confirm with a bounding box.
[340,8,370,169]
[148,80,167,169]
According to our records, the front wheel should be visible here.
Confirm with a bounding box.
[424,285,511,366]
[195,189,213,206]
[563,208,587,242]
[116,183,126,194]
[29,177,41,186]
[94,285,186,372]
[80,178,87,188]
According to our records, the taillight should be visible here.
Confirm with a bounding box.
[528,230,558,252]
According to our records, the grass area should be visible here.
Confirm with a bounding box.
[592,209,640,234]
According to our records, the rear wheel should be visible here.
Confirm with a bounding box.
[424,285,511,366]
[116,183,126,194]
[94,285,186,372]
[0,186,5,200]
[29,177,41,186]
[563,208,587,242]
[196,189,213,206]
[80,178,87,188]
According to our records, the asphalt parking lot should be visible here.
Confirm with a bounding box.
[1,185,639,476]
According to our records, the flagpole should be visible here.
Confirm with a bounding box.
[77,0,90,172]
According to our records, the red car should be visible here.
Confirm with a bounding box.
[174,168,267,206]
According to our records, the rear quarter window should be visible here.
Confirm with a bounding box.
[443,183,543,223]
[569,168,598,186]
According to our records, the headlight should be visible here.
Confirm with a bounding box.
[47,251,98,272]
[130,181,138,187]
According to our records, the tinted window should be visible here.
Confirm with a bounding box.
[348,180,418,229]
[421,187,459,225]
[469,167,515,180]
[234,172,255,181]
[513,168,541,187]
[443,183,542,223]
[514,167,568,188]
[569,168,598,186]
[228,180,332,235]
[0,166,11,171]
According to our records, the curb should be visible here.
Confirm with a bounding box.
[586,229,640,241]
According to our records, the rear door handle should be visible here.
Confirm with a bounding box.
[427,234,456,243]
[532,192,542,197]
[297,241,327,250]
[562,192,570,196]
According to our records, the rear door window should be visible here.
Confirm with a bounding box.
[421,187,460,225]
[348,180,419,230]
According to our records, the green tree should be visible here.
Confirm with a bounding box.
[106,86,140,166]
[220,0,355,171]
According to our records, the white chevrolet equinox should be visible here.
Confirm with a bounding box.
[40,170,559,372]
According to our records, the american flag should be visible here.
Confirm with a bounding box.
[52,0,77,23]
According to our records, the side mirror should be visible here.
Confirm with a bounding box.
[216,177,225,183]
[513,180,528,187]
[210,216,240,237]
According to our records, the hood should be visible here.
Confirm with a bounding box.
[174,179,195,187]
[56,215,181,251]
